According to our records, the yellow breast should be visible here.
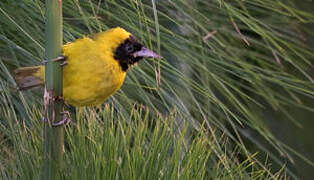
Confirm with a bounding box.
[60,27,131,106]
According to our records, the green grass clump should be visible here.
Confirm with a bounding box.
[0,101,285,179]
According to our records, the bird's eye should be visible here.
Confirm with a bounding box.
[126,46,134,53]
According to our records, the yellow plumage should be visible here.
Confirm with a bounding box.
[61,27,129,106]
[14,27,156,106]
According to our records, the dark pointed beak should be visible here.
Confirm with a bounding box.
[134,47,161,59]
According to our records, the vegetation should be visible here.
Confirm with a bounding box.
[43,0,64,179]
[0,0,313,179]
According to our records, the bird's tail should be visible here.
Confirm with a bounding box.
[14,66,44,90]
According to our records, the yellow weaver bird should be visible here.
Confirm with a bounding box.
[14,27,160,106]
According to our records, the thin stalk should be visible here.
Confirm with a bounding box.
[43,0,64,179]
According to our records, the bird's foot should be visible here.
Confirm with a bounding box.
[54,95,65,101]
[60,61,68,66]
[42,55,67,66]
[52,110,71,126]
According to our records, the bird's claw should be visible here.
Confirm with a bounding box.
[60,61,68,66]
[52,110,71,126]
[42,55,67,66]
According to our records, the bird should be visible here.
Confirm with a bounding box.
[14,27,161,107]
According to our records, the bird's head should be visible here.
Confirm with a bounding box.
[96,27,160,71]
[114,35,160,71]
